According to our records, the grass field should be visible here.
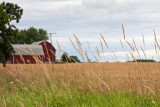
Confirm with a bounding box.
[0,62,160,106]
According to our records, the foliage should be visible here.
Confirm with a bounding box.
[131,59,156,62]
[69,56,80,63]
[0,88,159,107]
[0,2,23,67]
[61,52,70,62]
[11,27,48,44]
[61,52,81,63]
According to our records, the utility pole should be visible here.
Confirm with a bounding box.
[48,33,56,64]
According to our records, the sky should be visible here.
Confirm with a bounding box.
[3,0,160,62]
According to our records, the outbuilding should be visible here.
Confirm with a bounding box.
[8,40,56,64]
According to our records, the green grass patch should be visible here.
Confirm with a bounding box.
[0,87,160,107]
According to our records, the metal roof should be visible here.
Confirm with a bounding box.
[32,40,56,51]
[31,40,48,45]
[12,44,44,55]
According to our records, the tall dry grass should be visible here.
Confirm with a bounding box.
[1,62,160,96]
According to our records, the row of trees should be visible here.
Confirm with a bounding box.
[129,59,156,62]
[11,27,48,44]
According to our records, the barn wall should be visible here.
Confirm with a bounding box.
[11,55,43,64]
[8,41,56,64]
[40,42,56,63]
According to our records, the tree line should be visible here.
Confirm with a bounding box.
[128,59,156,62]
[11,27,48,44]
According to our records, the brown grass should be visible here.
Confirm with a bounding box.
[1,62,160,96]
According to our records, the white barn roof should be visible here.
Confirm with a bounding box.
[31,40,48,45]
[12,44,44,55]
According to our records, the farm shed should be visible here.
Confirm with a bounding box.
[8,40,56,64]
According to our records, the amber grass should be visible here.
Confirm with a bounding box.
[1,63,160,106]
[87,41,90,50]
[100,33,108,48]
[69,38,85,62]
[100,33,116,62]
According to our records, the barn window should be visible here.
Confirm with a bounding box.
[27,60,30,63]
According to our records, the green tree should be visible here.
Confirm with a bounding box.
[11,27,48,44]
[61,52,81,63]
[132,59,156,62]
[61,52,70,63]
[0,2,23,67]
[69,56,80,63]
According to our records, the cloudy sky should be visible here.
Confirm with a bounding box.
[4,0,160,62]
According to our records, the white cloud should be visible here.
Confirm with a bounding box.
[82,0,117,10]
[100,49,159,62]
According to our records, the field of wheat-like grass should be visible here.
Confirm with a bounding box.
[2,62,160,94]
[0,62,160,106]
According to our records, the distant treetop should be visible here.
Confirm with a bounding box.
[11,27,48,44]
[129,59,156,62]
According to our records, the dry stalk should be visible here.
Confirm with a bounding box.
[44,44,51,61]
[87,41,90,50]
[112,51,118,62]
[73,33,82,46]
[130,52,137,62]
[42,90,48,107]
[3,95,6,107]
[100,33,108,48]
[140,45,146,58]
[95,46,100,58]
[56,40,62,58]
[73,34,83,55]
[70,38,85,62]
[142,34,145,50]
[93,54,99,62]
[143,85,157,97]
[154,42,158,55]
[18,52,25,64]
[132,38,141,58]
[100,39,104,52]
[120,39,124,49]
[70,57,78,63]
[85,47,90,62]
[17,101,25,107]
[126,40,135,52]
[97,77,111,91]
[122,24,126,40]
[154,30,160,50]
[24,44,37,56]
[62,50,71,62]
[16,79,24,85]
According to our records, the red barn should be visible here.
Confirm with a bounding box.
[8,40,56,64]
